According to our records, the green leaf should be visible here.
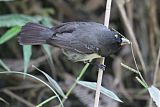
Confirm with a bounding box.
[0,71,63,107]
[42,44,53,63]
[148,86,160,107]
[136,76,148,89]
[23,45,32,74]
[41,17,54,66]
[41,17,53,27]
[0,26,21,44]
[32,65,66,98]
[36,96,56,107]
[0,59,10,71]
[0,14,43,27]
[78,81,123,102]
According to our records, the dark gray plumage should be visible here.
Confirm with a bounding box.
[19,22,130,62]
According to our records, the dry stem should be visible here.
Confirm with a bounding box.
[94,0,112,107]
[115,0,146,73]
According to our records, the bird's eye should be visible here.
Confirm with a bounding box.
[114,34,118,38]
[114,34,122,43]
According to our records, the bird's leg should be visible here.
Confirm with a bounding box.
[84,61,106,71]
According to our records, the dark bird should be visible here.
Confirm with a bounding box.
[19,22,130,69]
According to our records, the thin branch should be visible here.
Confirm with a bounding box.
[3,89,35,107]
[5,84,45,91]
[121,63,138,73]
[94,0,112,107]
[115,0,146,73]
[153,47,160,85]
[94,58,105,107]
[104,0,112,27]
[148,0,159,63]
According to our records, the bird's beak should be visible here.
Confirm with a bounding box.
[121,38,130,45]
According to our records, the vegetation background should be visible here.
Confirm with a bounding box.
[0,0,160,107]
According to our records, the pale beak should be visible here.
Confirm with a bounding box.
[121,38,130,45]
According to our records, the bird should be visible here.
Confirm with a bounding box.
[19,22,130,70]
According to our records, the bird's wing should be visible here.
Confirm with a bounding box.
[51,22,80,34]
[48,22,100,54]
[49,33,99,54]
[51,22,100,34]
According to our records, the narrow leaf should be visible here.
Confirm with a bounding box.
[32,65,66,98]
[41,17,54,66]
[41,19,55,72]
[148,86,160,107]
[136,76,148,89]
[41,17,53,28]
[0,26,21,44]
[23,45,32,74]
[0,14,42,27]
[78,81,122,102]
[42,44,53,64]
[36,96,56,107]
[0,71,63,107]
[0,59,10,71]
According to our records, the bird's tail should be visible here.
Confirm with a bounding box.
[19,22,54,45]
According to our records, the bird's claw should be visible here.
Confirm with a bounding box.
[84,61,106,71]
[84,60,91,64]
[97,64,106,71]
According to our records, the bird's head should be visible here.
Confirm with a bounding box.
[113,32,130,46]
[109,28,130,46]
[100,28,130,57]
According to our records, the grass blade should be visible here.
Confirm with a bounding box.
[0,71,64,107]
[136,76,148,89]
[32,65,66,98]
[0,14,42,27]
[0,26,21,44]
[41,17,53,28]
[0,59,10,71]
[78,81,122,102]
[36,96,56,107]
[23,45,32,75]
[42,44,54,65]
